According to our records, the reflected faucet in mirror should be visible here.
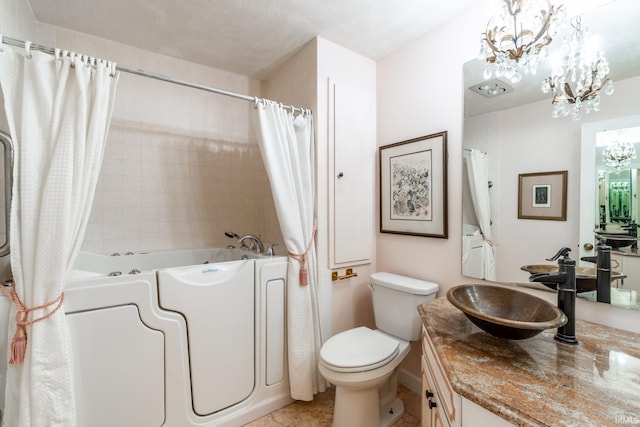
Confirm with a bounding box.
[528,247,578,345]
[579,238,612,304]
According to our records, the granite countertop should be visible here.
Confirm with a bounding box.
[419,296,640,427]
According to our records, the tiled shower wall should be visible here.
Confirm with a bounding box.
[83,119,281,254]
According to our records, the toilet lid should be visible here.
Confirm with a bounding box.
[320,327,399,373]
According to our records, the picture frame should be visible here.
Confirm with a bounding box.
[379,131,448,238]
[518,170,568,221]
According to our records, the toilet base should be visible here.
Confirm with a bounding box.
[380,397,404,427]
[331,387,405,427]
[333,385,380,427]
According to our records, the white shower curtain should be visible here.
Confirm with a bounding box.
[252,101,328,401]
[465,149,496,281]
[0,44,118,426]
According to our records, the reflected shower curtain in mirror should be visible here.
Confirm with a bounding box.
[0,44,118,426]
[252,101,328,400]
[465,149,496,281]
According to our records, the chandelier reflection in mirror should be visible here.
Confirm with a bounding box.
[541,17,614,120]
[603,140,636,171]
[480,0,566,84]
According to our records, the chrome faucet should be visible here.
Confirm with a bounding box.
[225,231,265,254]
[238,234,264,254]
[529,247,578,345]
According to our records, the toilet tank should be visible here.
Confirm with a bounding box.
[371,272,439,341]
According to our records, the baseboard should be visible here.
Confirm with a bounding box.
[398,368,420,395]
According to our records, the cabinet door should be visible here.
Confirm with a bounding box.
[461,397,515,427]
[422,356,449,427]
[610,254,624,289]
[328,77,375,268]
[421,356,431,426]
[615,254,640,293]
[422,330,461,427]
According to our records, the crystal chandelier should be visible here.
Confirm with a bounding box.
[603,141,636,171]
[541,17,614,120]
[480,0,566,84]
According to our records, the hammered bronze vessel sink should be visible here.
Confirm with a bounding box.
[446,285,567,340]
[520,264,626,293]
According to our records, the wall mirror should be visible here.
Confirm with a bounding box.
[462,0,640,311]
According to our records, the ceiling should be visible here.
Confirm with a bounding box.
[26,0,478,79]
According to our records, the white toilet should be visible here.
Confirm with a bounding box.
[319,272,439,427]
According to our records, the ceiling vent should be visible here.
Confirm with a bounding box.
[468,79,514,98]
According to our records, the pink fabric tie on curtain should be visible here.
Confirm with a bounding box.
[0,284,65,365]
[288,225,317,286]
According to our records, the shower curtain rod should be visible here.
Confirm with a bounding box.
[1,35,307,115]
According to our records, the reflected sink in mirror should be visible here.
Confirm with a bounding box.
[595,234,637,249]
[447,284,567,340]
[520,264,627,293]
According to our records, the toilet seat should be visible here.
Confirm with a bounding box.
[320,326,399,373]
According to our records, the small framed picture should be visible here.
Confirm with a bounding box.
[379,131,448,238]
[518,170,567,221]
[532,184,551,207]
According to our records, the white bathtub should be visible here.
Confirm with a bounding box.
[0,248,292,427]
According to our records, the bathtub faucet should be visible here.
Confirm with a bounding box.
[238,234,264,254]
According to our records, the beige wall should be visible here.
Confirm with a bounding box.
[376,3,486,377]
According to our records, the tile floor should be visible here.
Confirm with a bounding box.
[243,384,421,426]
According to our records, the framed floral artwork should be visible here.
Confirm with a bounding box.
[379,131,448,238]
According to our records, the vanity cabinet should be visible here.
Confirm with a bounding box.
[421,356,451,427]
[421,328,460,427]
[420,297,640,426]
[421,328,514,427]
[611,252,640,293]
